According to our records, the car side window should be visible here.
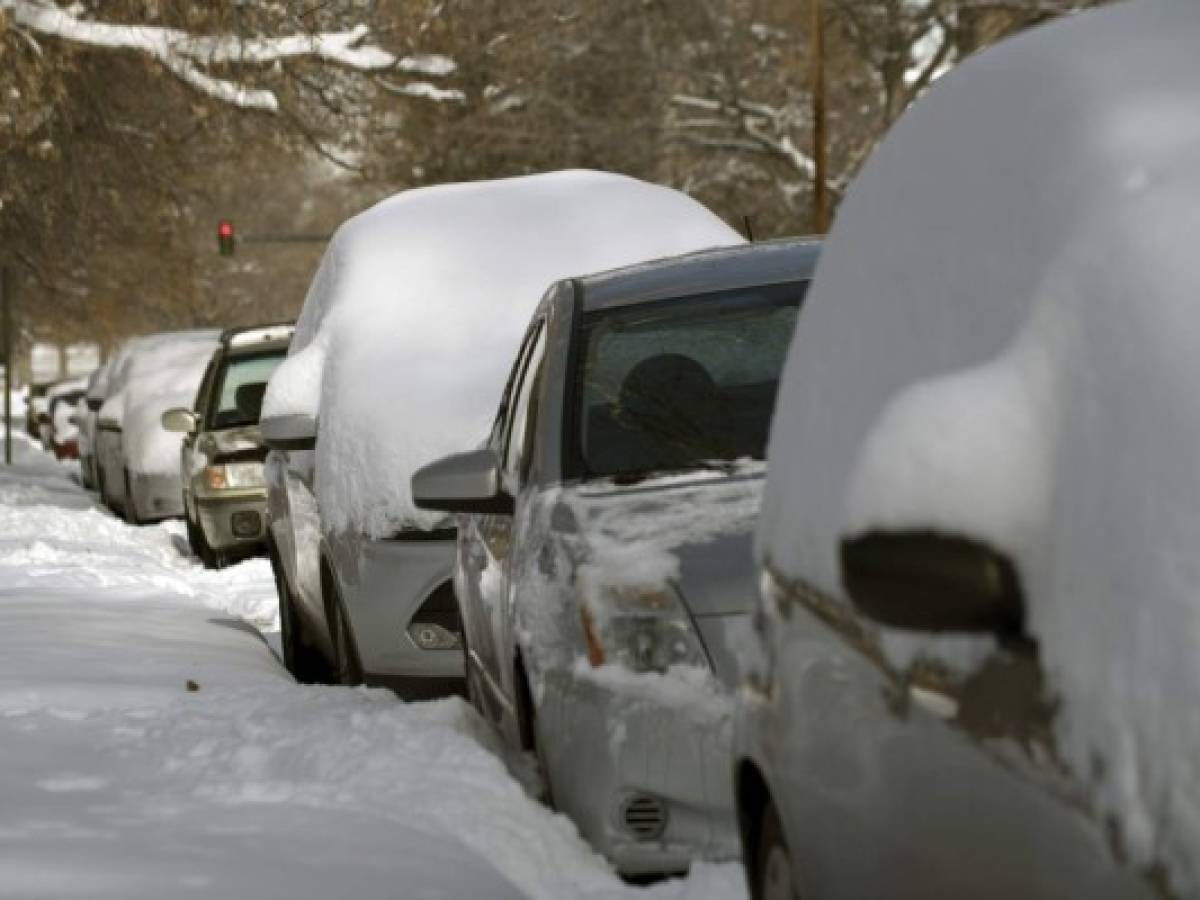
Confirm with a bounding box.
[502,322,547,492]
[489,327,539,452]
[193,355,220,423]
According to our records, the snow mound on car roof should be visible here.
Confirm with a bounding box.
[759,2,1200,893]
[121,332,219,477]
[264,169,743,534]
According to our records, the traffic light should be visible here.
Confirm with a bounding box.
[217,219,236,257]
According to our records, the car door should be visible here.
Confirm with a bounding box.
[461,322,546,722]
[182,353,219,521]
[491,321,547,725]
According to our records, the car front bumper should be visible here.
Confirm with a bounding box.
[537,665,740,876]
[195,489,269,552]
[333,536,464,694]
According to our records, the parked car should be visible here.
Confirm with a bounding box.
[161,323,293,568]
[411,238,817,875]
[96,330,219,520]
[261,170,742,693]
[734,4,1196,899]
[45,376,88,460]
[78,362,112,489]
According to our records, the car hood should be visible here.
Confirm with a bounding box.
[560,466,763,618]
[197,424,266,463]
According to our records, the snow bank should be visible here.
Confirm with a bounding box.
[1,441,744,900]
[121,334,218,476]
[759,2,1200,893]
[264,170,743,536]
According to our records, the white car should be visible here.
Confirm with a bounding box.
[96,330,219,521]
[261,170,743,691]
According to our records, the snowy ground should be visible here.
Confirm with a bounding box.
[0,433,744,899]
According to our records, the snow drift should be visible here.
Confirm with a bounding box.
[759,2,1200,893]
[264,169,743,536]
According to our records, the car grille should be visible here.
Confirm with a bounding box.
[620,794,668,841]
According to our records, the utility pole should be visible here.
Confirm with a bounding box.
[2,265,13,465]
[810,0,829,234]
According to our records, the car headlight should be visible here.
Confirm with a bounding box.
[580,584,710,674]
[203,462,265,491]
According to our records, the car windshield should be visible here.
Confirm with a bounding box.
[208,349,286,430]
[574,281,806,480]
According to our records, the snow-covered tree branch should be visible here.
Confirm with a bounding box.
[0,1,456,112]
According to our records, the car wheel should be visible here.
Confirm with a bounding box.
[755,798,798,900]
[460,628,478,710]
[515,661,553,804]
[275,563,330,684]
[185,511,204,558]
[123,469,141,525]
[328,583,363,687]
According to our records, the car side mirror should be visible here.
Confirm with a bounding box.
[412,448,514,516]
[261,413,317,452]
[86,397,103,412]
[840,530,1024,635]
[161,407,198,434]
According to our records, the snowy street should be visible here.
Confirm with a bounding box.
[0,435,742,900]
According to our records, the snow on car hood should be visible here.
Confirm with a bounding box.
[759,2,1200,893]
[567,466,764,617]
[263,169,743,536]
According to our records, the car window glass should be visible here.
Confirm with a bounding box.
[208,350,286,430]
[503,322,547,490]
[490,325,539,451]
[576,281,805,479]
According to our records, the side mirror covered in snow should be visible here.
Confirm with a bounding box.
[160,407,198,434]
[411,448,513,516]
[260,413,317,452]
[840,531,1024,635]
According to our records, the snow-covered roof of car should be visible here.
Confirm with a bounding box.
[759,2,1200,894]
[573,237,820,311]
[263,169,744,536]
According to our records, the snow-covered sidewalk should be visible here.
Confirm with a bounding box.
[0,434,743,899]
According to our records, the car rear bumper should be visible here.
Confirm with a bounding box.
[128,471,184,521]
[538,665,740,876]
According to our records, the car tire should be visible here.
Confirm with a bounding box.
[515,661,553,804]
[123,469,141,526]
[754,798,798,900]
[276,563,330,684]
[185,511,205,558]
[328,582,363,687]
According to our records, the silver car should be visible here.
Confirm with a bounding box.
[412,239,818,875]
[732,5,1188,899]
[162,323,293,568]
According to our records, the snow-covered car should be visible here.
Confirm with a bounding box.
[162,323,293,568]
[261,170,742,692]
[411,238,817,875]
[735,4,1198,900]
[78,361,112,489]
[96,330,219,521]
[45,376,89,460]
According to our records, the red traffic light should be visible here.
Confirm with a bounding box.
[217,219,235,256]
